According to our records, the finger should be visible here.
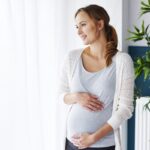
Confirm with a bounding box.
[90,101,103,109]
[71,139,78,142]
[84,104,94,111]
[88,103,100,111]
[72,142,80,147]
[90,99,101,105]
[72,133,81,139]
[71,139,80,144]
[91,100,104,109]
[88,102,104,111]
[84,106,93,111]
[85,104,98,111]
[78,146,87,149]
[91,98,104,105]
[90,94,98,99]
[72,140,81,147]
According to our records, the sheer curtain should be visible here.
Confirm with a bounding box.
[0,0,68,150]
[0,0,128,150]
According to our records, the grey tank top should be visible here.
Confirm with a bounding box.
[67,55,116,147]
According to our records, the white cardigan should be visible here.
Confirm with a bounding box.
[58,49,135,150]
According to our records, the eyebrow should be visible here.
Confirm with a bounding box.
[75,21,87,27]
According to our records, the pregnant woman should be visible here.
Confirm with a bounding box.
[58,4,135,150]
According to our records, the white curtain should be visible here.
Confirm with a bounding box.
[0,0,68,150]
[0,0,127,150]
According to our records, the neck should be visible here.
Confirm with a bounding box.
[88,37,107,60]
[89,45,105,59]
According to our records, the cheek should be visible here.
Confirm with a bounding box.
[89,27,99,38]
[83,24,95,33]
[88,26,95,33]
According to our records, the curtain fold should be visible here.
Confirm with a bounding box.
[0,0,68,150]
[0,1,126,150]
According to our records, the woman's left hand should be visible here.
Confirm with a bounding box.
[71,133,96,149]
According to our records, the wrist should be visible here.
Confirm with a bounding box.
[90,133,99,144]
[91,131,102,143]
[64,93,79,104]
[72,93,80,103]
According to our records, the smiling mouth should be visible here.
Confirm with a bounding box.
[80,35,87,40]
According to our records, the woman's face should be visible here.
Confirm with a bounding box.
[75,11,100,45]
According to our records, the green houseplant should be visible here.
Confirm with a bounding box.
[128,0,150,110]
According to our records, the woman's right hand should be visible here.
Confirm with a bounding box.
[75,92,104,111]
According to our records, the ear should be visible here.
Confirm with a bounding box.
[97,20,104,31]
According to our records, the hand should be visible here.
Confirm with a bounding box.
[75,92,104,111]
[71,133,96,149]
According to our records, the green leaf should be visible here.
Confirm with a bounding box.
[134,25,140,32]
[135,66,143,78]
[146,36,150,42]
[133,37,144,42]
[138,32,145,36]
[146,51,150,62]
[141,10,150,15]
[143,67,150,80]
[142,20,145,33]
[136,58,143,65]
[143,100,150,111]
[141,7,150,11]
[128,30,140,36]
[145,24,150,34]
[141,1,150,7]
[128,38,142,42]
[127,36,138,40]
[140,0,150,16]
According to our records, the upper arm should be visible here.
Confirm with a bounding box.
[120,53,135,106]
[107,53,135,130]
[57,53,70,101]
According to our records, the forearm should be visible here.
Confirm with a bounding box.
[91,123,113,142]
[64,93,78,105]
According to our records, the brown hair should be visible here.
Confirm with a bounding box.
[75,4,118,66]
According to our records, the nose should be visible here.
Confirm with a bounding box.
[77,27,82,35]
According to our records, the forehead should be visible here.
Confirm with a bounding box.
[75,11,92,24]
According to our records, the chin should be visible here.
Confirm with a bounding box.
[83,42,88,45]
[82,40,90,45]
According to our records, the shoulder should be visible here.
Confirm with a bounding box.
[116,51,133,64]
[65,48,83,64]
[62,48,83,69]
[116,51,135,77]
[68,48,83,58]
[63,48,81,61]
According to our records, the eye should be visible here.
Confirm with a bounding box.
[75,25,79,29]
[81,23,86,26]
[75,23,86,29]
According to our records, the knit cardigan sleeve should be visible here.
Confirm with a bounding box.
[107,53,135,130]
[57,49,81,103]
[57,52,71,106]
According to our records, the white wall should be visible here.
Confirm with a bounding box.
[122,0,129,52]
[128,0,150,46]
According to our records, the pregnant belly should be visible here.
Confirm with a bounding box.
[66,103,113,139]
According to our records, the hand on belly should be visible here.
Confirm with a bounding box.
[74,92,104,111]
[71,132,95,149]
